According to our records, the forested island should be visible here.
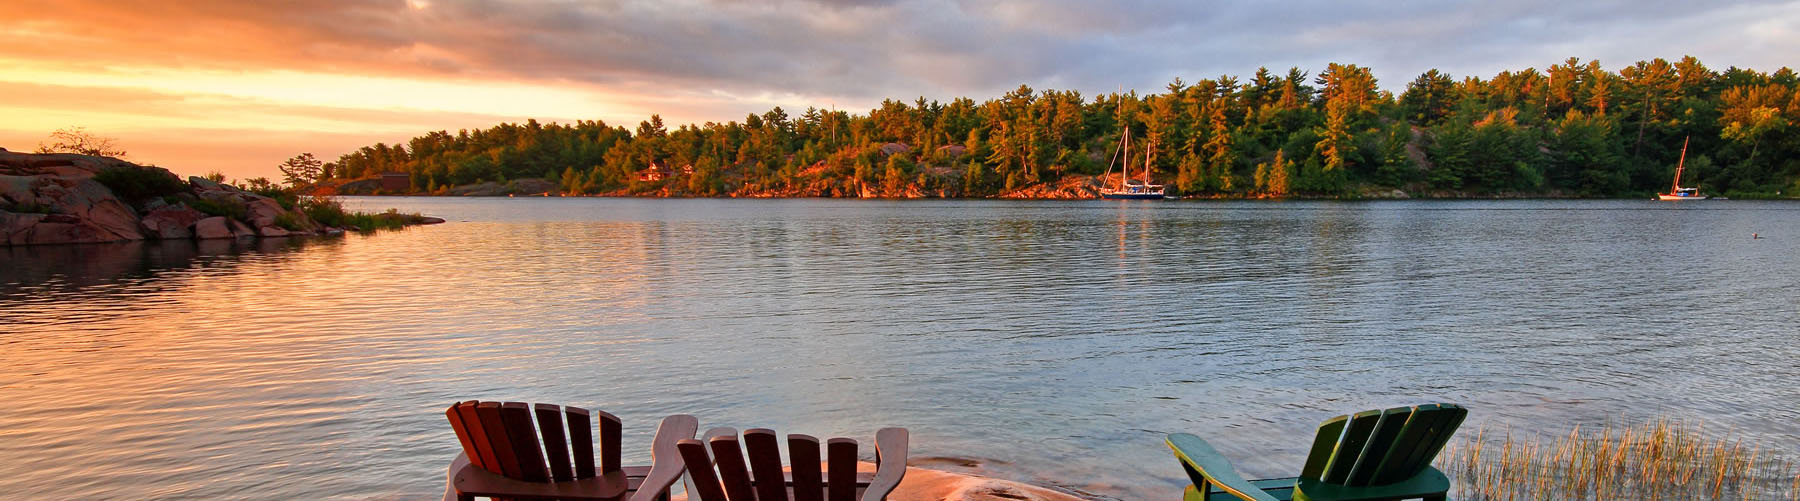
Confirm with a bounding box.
[301,57,1798,199]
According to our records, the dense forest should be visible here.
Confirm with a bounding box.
[309,57,1800,198]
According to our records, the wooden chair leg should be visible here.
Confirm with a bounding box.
[1181,483,1206,501]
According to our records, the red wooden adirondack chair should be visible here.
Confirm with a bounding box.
[678,426,909,501]
[443,400,698,501]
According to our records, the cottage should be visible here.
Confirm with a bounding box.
[379,172,410,192]
[637,161,672,181]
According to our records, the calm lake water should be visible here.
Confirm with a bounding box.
[3,198,1797,499]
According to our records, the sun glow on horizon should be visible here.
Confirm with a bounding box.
[0,53,853,179]
[0,57,830,179]
[0,58,657,130]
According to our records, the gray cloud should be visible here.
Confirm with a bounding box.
[8,0,1796,112]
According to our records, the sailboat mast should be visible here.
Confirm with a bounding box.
[1142,135,1152,183]
[1122,125,1130,190]
[1672,136,1690,192]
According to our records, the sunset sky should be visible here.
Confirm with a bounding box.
[2,0,1795,181]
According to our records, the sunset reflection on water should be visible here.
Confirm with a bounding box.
[3,197,1798,499]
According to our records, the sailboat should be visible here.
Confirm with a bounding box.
[1657,136,1707,200]
[1100,123,1166,199]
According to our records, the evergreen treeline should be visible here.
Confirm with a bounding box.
[317,57,1800,198]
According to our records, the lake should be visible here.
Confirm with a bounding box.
[2,198,1797,499]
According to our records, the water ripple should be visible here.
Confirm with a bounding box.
[2,198,1797,499]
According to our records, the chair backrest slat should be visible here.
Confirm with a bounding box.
[597,410,622,474]
[1399,404,1466,479]
[1371,404,1446,484]
[1345,406,1414,486]
[1382,403,1454,482]
[1320,409,1383,484]
[446,398,703,501]
[534,403,575,482]
[474,401,523,478]
[743,429,790,501]
[1290,403,1470,489]
[446,401,492,472]
[681,428,906,501]
[678,439,729,501]
[826,438,857,501]
[564,406,597,479]
[500,402,551,482]
[789,434,825,501]
[708,429,758,501]
[1299,415,1348,479]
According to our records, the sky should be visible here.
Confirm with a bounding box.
[2,0,1796,181]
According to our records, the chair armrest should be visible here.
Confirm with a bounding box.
[627,414,699,501]
[861,427,909,501]
[445,453,470,501]
[1166,434,1281,501]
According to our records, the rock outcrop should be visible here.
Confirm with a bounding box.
[192,216,234,240]
[0,150,391,246]
[1001,175,1104,199]
[887,467,1085,501]
[139,201,206,239]
[2,152,148,244]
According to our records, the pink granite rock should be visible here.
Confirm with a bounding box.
[1,151,151,244]
[1,211,48,245]
[140,205,204,239]
[193,216,233,239]
[228,218,256,238]
[886,467,1084,501]
[0,176,143,243]
[245,197,281,226]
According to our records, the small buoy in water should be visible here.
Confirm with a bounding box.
[1753,233,1762,239]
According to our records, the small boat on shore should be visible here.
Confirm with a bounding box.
[1658,137,1707,201]
[1100,122,1166,200]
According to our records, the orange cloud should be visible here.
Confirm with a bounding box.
[5,0,1793,182]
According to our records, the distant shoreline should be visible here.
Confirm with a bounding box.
[309,174,1800,200]
[323,185,1790,201]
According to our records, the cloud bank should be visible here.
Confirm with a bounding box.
[2,0,1794,176]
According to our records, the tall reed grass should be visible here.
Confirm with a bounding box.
[1436,418,1798,500]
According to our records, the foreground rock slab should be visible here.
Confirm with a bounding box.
[887,467,1085,501]
[670,464,1084,501]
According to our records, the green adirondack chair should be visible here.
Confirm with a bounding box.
[1166,403,1467,501]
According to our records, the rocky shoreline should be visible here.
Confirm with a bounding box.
[1,150,441,246]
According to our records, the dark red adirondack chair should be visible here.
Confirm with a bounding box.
[678,426,908,501]
[443,400,698,501]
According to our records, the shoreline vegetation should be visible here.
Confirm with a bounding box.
[1439,418,1800,500]
[301,56,1796,200]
